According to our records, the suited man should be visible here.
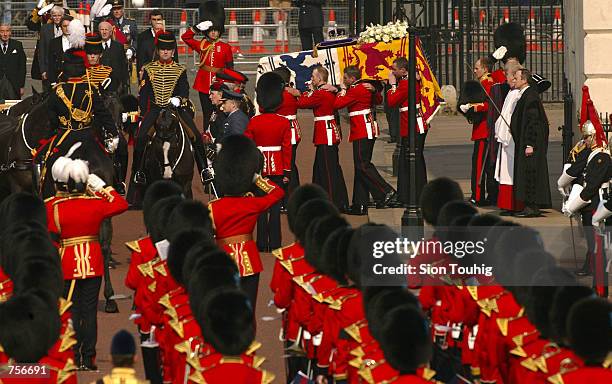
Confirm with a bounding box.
[0,24,26,100]
[38,5,65,90]
[47,15,72,86]
[136,9,178,74]
[293,0,324,50]
[99,21,128,94]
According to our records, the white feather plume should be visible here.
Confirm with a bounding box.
[65,142,82,158]
[68,159,90,184]
[67,19,86,49]
[51,157,73,183]
[90,0,107,20]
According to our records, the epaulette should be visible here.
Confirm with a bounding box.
[168,318,184,338]
[547,358,581,384]
[603,352,612,369]
[261,369,275,384]
[137,261,155,278]
[496,307,525,336]
[533,343,561,374]
[59,297,72,316]
[343,320,367,343]
[125,239,142,253]
[569,140,587,162]
[328,291,359,311]
[58,324,77,353]
[245,340,262,355]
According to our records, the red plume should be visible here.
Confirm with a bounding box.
[581,85,607,148]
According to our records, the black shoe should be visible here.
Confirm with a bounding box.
[514,207,542,218]
[80,357,98,371]
[475,199,491,207]
[347,204,368,216]
[128,203,143,211]
[280,205,288,214]
[375,190,398,209]
[133,170,146,185]
[339,205,350,214]
[366,200,377,208]
[499,210,515,216]
[114,182,126,195]
[469,198,477,205]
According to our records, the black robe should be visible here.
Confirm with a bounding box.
[510,86,552,207]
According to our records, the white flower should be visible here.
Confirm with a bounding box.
[375,34,381,40]
[382,35,390,43]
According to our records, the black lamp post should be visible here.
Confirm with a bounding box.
[400,23,424,239]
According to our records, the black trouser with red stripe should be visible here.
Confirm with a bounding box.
[352,138,393,206]
[313,144,349,210]
[471,138,488,203]
[257,175,284,251]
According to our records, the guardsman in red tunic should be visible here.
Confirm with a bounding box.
[272,66,302,208]
[180,1,233,130]
[46,153,128,370]
[245,72,292,253]
[209,134,285,311]
[332,65,397,216]
[294,66,349,211]
[386,57,429,206]
[458,57,495,205]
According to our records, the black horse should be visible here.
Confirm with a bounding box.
[6,87,48,118]
[0,90,123,313]
[143,108,194,198]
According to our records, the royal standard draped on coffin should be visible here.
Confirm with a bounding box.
[257,36,443,124]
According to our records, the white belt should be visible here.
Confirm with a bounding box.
[280,114,297,120]
[399,106,409,112]
[399,106,425,134]
[258,146,281,152]
[348,109,371,117]
[313,115,335,121]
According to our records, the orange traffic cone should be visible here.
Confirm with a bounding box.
[274,11,286,52]
[327,9,337,39]
[448,9,459,53]
[552,8,563,51]
[177,10,187,54]
[77,2,84,25]
[501,7,509,24]
[228,10,242,54]
[478,10,487,51]
[249,10,267,53]
[526,8,540,51]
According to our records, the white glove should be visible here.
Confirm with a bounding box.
[125,48,133,61]
[111,136,120,151]
[459,104,471,113]
[87,173,106,192]
[121,112,128,123]
[37,0,46,9]
[492,46,508,60]
[101,77,112,90]
[557,185,569,198]
[252,173,261,183]
[98,4,112,17]
[169,97,181,107]
[38,3,54,15]
[196,20,213,32]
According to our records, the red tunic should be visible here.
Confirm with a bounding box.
[386,78,428,137]
[208,178,285,276]
[244,114,292,176]
[189,352,274,384]
[470,73,494,141]
[555,366,612,384]
[45,189,128,280]
[333,82,382,142]
[276,90,302,145]
[297,87,342,146]
[180,28,233,94]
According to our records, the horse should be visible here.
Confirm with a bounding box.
[143,107,194,198]
[6,87,48,118]
[0,91,123,313]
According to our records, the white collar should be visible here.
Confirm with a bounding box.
[519,85,530,96]
[151,28,156,37]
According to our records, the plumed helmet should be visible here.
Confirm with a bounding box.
[256,72,284,113]
[67,19,86,49]
[199,1,225,34]
[213,135,262,196]
[493,22,526,64]
[61,48,87,79]
[197,288,255,356]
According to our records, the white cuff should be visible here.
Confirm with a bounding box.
[592,200,612,225]
[557,165,576,189]
[565,184,590,215]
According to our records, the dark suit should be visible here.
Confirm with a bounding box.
[294,0,324,50]
[111,17,138,50]
[100,40,129,94]
[136,28,179,74]
[0,38,26,100]
[47,36,65,85]
[222,109,249,139]
[38,23,63,88]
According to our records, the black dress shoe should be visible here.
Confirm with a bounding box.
[499,210,515,216]
[514,207,542,218]
[114,182,126,195]
[280,206,288,214]
[80,357,98,371]
[347,204,368,216]
[339,205,351,214]
[375,190,398,208]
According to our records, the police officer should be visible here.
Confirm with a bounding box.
[129,31,208,207]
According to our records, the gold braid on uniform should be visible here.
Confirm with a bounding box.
[55,76,94,130]
[143,61,186,107]
[85,65,113,88]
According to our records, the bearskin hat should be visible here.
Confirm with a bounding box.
[526,267,576,338]
[147,195,184,243]
[549,285,594,344]
[1,222,54,280]
[180,235,222,286]
[164,200,214,243]
[493,22,526,64]
[378,304,432,374]
[493,226,544,273]
[567,297,612,364]
[213,135,262,196]
[419,177,463,226]
[287,184,328,235]
[13,253,63,302]
[508,249,555,306]
[142,180,183,231]
[435,201,477,244]
[458,80,487,125]
[0,193,47,231]
[304,214,348,274]
[0,292,61,362]
[62,48,87,79]
[256,72,284,113]
[346,224,403,288]
[365,287,419,340]
[293,198,339,244]
[320,226,354,285]
[199,1,225,34]
[198,288,255,356]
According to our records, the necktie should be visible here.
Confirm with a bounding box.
[2,44,6,54]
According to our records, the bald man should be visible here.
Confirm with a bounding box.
[0,23,26,99]
[99,21,128,95]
